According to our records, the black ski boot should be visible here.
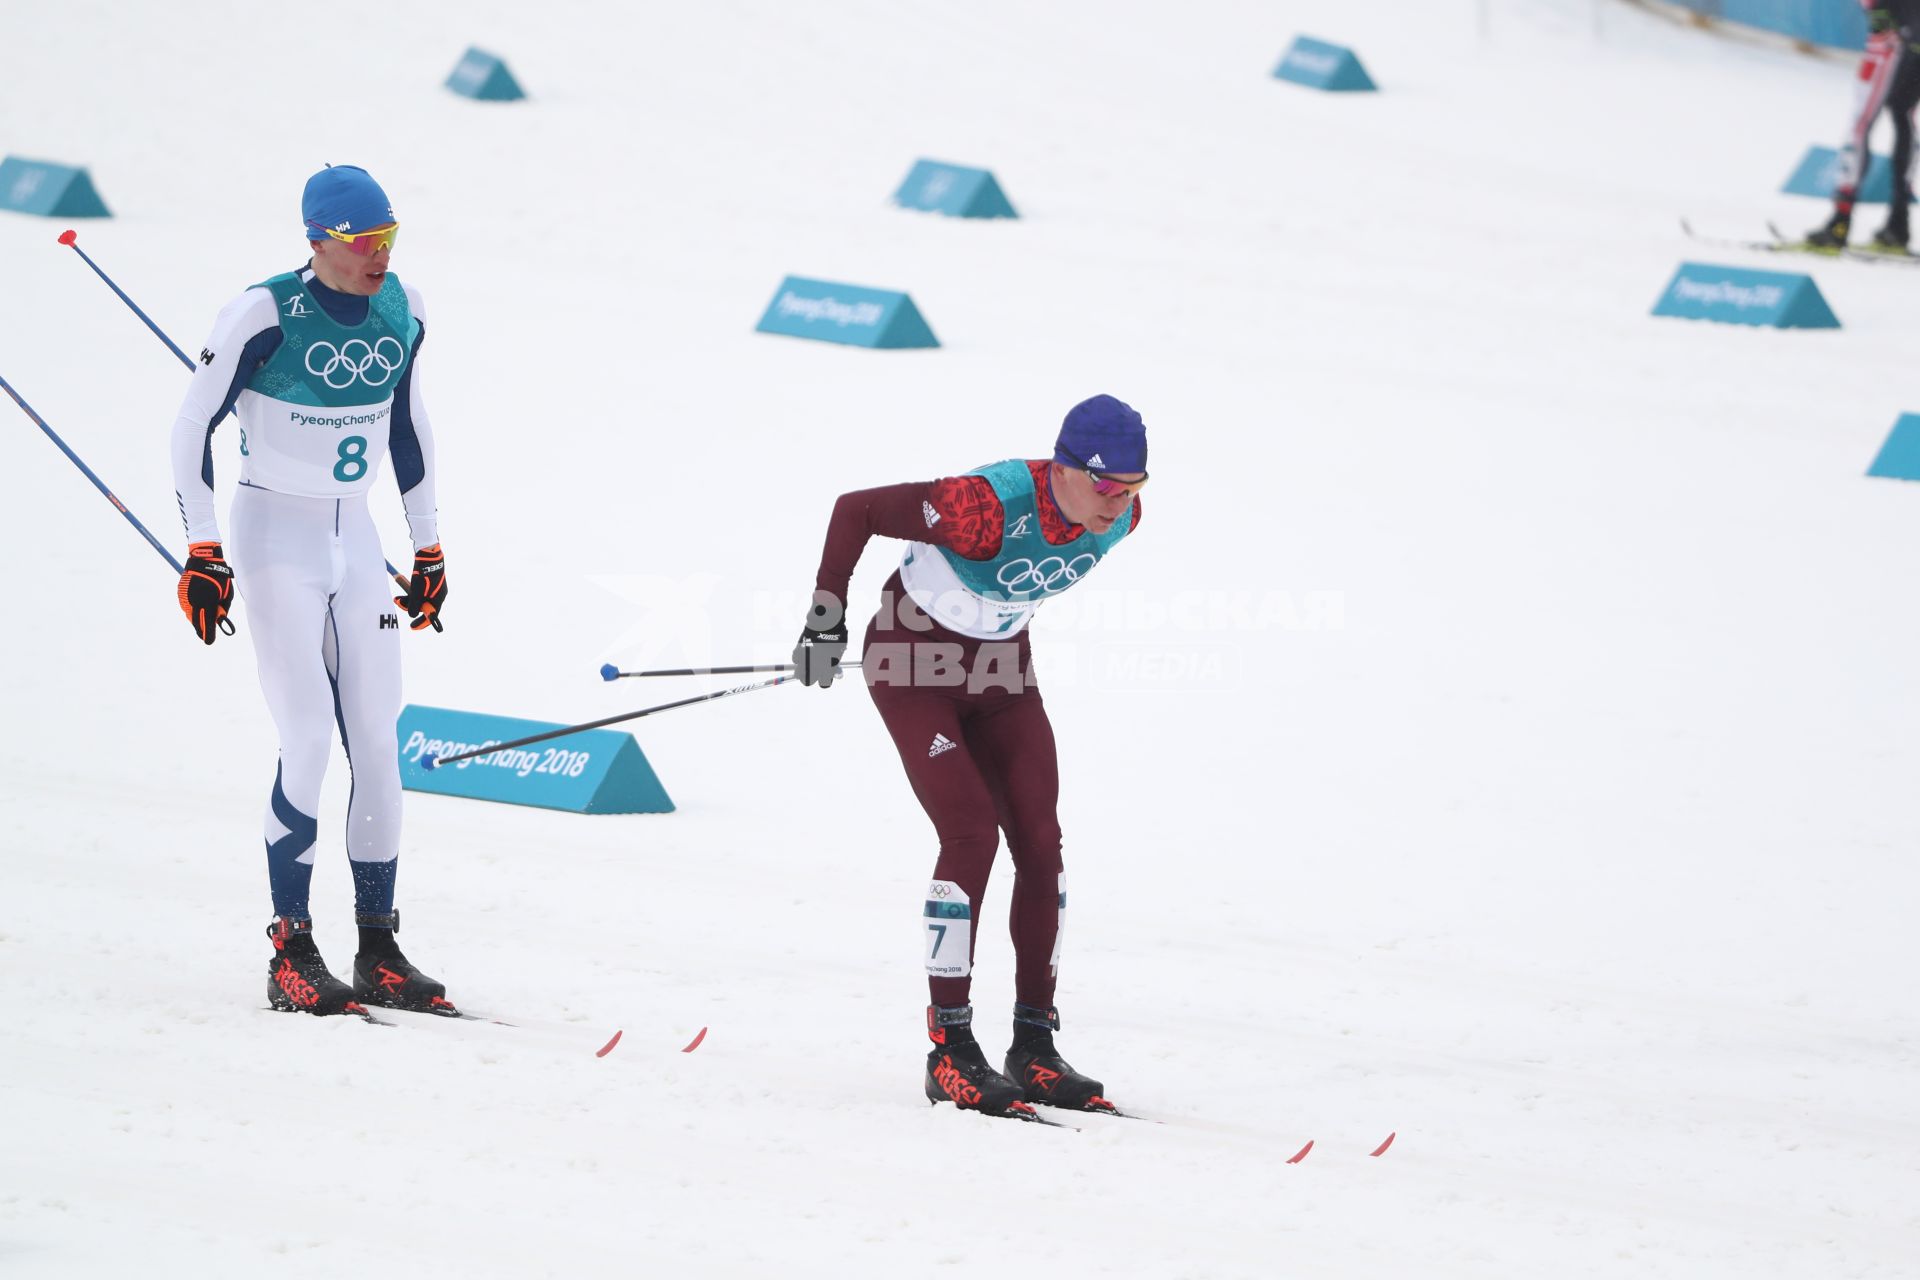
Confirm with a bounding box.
[266,917,361,1016]
[923,1005,1035,1118]
[1803,210,1851,251]
[1869,221,1911,253]
[351,913,455,1014]
[1004,1004,1115,1113]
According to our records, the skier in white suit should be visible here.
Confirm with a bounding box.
[170,164,454,1018]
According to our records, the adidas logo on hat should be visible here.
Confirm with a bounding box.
[1087,453,1105,468]
[928,733,957,758]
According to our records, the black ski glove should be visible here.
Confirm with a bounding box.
[393,543,447,632]
[177,541,235,644]
[793,592,849,688]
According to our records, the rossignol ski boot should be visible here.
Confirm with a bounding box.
[923,1004,1035,1119]
[266,917,361,1016]
[1004,1004,1116,1113]
[351,913,456,1015]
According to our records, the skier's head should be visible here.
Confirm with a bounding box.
[1050,394,1148,534]
[301,164,397,297]
[302,164,394,241]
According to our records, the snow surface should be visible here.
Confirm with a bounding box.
[2,1,1917,1276]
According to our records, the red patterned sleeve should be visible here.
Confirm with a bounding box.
[925,476,1004,560]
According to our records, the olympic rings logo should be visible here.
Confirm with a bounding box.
[996,554,1098,596]
[304,336,406,390]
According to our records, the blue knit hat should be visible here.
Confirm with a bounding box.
[1054,394,1147,473]
[302,165,394,240]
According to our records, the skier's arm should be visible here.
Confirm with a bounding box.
[167,289,281,542]
[391,284,439,550]
[810,476,1002,605]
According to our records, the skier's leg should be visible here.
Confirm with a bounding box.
[964,688,1111,1110]
[867,674,1002,1010]
[230,486,335,925]
[964,688,1064,1012]
[326,498,404,924]
[327,500,449,1011]
[1818,37,1901,242]
[1881,47,1920,244]
[230,487,357,1015]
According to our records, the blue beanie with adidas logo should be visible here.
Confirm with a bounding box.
[1054,394,1147,474]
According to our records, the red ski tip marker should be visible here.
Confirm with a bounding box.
[1286,1140,1314,1165]
[681,1026,707,1053]
[1370,1132,1396,1157]
[595,1029,623,1058]
[58,230,77,246]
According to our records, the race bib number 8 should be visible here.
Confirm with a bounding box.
[333,435,368,481]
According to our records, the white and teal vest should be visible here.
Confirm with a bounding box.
[898,458,1134,639]
[236,271,418,498]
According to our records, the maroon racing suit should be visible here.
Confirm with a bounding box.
[811,462,1142,1010]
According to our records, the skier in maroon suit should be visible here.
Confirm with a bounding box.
[793,395,1148,1120]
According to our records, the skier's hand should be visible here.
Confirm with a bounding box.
[177,541,235,644]
[793,592,849,688]
[393,543,447,632]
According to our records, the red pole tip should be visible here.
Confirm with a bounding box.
[1369,1132,1396,1157]
[595,1029,623,1058]
[57,230,77,246]
[1286,1140,1314,1164]
[681,1026,708,1053]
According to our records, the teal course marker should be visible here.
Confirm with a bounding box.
[755,276,939,349]
[892,160,1018,219]
[397,705,673,814]
[1868,414,1920,481]
[0,157,111,218]
[1272,37,1377,92]
[1650,262,1839,329]
[1780,145,1911,204]
[445,47,526,101]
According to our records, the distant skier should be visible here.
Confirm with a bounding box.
[792,394,1147,1120]
[169,165,454,1018]
[1804,0,1920,252]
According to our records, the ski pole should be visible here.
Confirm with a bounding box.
[599,661,863,680]
[58,230,195,368]
[57,228,430,623]
[422,675,797,770]
[2,370,235,635]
